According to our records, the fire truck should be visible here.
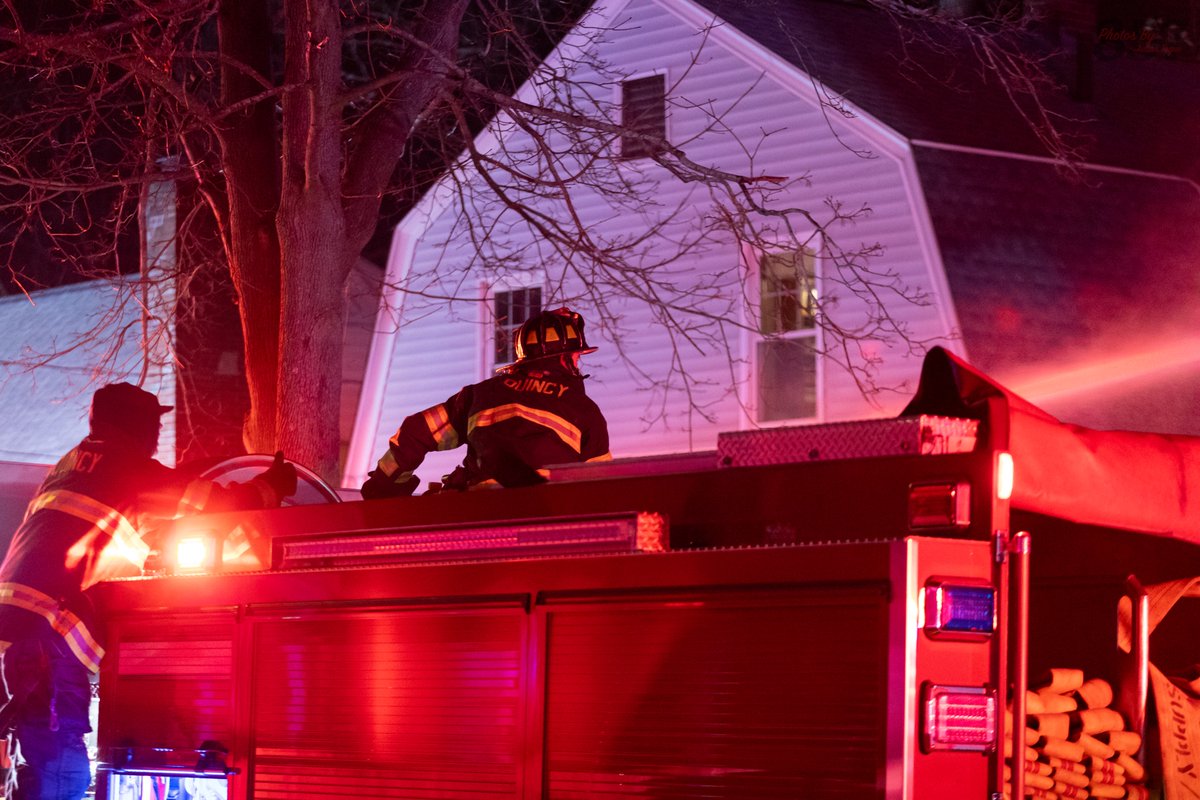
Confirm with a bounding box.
[89,348,1200,799]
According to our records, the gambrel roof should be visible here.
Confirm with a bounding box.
[687,0,1200,434]
[917,146,1200,434]
[694,0,1200,178]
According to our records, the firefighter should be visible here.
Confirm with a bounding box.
[0,383,298,800]
[362,306,611,498]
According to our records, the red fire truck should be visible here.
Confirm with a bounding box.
[89,349,1200,799]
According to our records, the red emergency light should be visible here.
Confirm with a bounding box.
[922,683,996,752]
[169,531,219,574]
[908,481,971,529]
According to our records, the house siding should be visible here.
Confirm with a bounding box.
[0,280,175,465]
[350,0,956,487]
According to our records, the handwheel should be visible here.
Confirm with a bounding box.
[199,454,343,505]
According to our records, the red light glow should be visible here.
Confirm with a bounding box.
[1009,337,1200,406]
[176,536,210,571]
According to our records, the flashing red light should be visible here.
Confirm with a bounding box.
[174,534,217,574]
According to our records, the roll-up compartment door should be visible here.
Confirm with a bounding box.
[102,613,237,750]
[540,585,889,799]
[248,604,527,799]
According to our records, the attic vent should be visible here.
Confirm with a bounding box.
[620,74,666,159]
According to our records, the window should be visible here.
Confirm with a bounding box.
[620,74,666,159]
[493,287,542,367]
[755,248,818,422]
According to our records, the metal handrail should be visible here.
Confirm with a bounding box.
[1116,575,1150,762]
[1009,531,1032,800]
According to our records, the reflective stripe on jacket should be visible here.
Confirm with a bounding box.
[375,364,610,488]
[0,582,104,673]
[0,436,280,672]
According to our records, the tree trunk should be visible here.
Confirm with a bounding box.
[276,0,348,480]
[217,0,282,456]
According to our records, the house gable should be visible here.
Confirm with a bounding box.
[346,0,961,488]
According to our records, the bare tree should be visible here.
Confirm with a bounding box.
[0,0,1076,479]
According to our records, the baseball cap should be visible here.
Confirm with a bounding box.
[91,382,173,425]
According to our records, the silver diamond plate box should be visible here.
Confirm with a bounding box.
[717,415,979,468]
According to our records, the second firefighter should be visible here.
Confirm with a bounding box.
[362,307,611,498]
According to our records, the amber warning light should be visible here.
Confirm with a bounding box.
[922,684,996,752]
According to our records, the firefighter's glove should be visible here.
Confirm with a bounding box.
[261,451,298,503]
[361,471,419,500]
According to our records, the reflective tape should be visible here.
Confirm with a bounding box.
[26,490,149,568]
[419,405,459,450]
[178,479,215,516]
[377,448,402,479]
[223,525,265,561]
[224,526,250,560]
[0,583,104,673]
[468,404,582,453]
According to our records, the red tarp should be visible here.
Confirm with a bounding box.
[904,347,1200,542]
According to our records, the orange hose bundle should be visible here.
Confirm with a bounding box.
[1010,668,1148,800]
[1096,730,1141,754]
[1072,732,1115,760]
[1035,668,1086,694]
[1073,678,1114,710]
[1070,708,1125,736]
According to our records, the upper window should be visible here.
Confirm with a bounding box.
[760,250,816,335]
[493,286,542,368]
[755,248,819,422]
[620,75,666,159]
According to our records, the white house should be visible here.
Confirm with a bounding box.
[345,0,1200,489]
[0,280,176,466]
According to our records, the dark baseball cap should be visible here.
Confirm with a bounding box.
[91,382,173,424]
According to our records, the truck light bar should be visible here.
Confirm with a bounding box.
[922,579,996,639]
[908,481,971,529]
[922,684,996,752]
[274,512,668,570]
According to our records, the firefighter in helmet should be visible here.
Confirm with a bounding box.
[362,306,611,498]
[0,383,298,800]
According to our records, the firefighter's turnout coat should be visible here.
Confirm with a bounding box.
[372,363,611,492]
[0,437,281,673]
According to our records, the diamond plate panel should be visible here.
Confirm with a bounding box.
[717,416,979,467]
